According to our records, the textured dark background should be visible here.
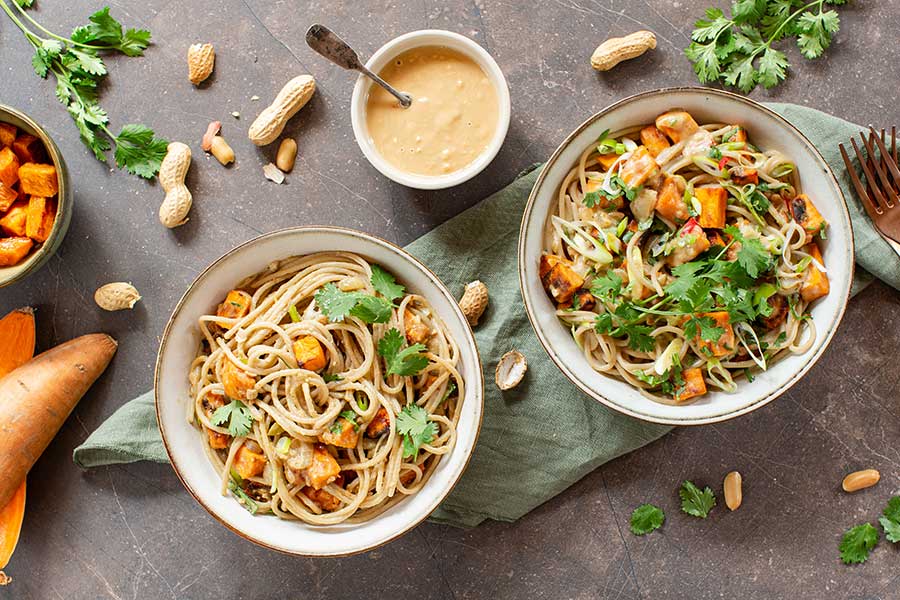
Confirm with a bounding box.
[1,1,899,598]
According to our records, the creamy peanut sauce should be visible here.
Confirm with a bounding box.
[365,46,499,176]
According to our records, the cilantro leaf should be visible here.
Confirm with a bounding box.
[396,404,438,459]
[119,28,152,57]
[879,496,900,543]
[583,191,601,208]
[370,264,405,302]
[211,400,253,437]
[732,0,767,24]
[590,272,623,301]
[228,477,259,514]
[839,523,879,564]
[724,226,772,278]
[630,504,665,536]
[377,328,429,376]
[114,124,168,179]
[315,283,392,324]
[684,315,725,342]
[14,0,35,7]
[333,410,359,433]
[692,8,734,43]
[71,7,124,45]
[757,46,789,88]
[680,480,716,518]
[349,294,393,323]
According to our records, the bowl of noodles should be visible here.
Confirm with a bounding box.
[519,87,853,425]
[155,227,483,556]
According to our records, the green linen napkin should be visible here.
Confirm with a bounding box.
[73,103,900,527]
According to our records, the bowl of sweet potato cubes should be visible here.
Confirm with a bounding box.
[0,105,70,288]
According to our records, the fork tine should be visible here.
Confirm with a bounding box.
[851,135,890,210]
[840,142,882,218]
[869,125,900,195]
[862,130,898,207]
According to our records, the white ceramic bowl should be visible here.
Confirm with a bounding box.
[519,87,854,426]
[155,227,484,556]
[350,29,511,190]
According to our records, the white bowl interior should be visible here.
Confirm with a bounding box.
[350,29,511,190]
[156,228,483,556]
[520,89,853,425]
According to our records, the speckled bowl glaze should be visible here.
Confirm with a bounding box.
[0,105,71,288]
[519,87,854,426]
[155,226,484,556]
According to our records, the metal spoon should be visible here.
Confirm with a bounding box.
[306,24,412,109]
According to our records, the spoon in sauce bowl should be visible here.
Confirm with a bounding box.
[306,24,413,109]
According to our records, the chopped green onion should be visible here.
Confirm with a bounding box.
[267,422,285,436]
[794,256,813,273]
[289,305,301,322]
[771,163,794,178]
[355,391,369,411]
[275,436,292,457]
[616,217,628,238]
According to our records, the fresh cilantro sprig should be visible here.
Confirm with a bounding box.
[396,404,438,459]
[680,480,716,518]
[0,2,167,177]
[315,283,393,323]
[630,504,665,535]
[839,523,879,565]
[211,400,253,437]
[331,410,359,434]
[584,175,640,208]
[685,0,846,93]
[879,496,900,543]
[377,328,429,376]
[594,303,656,352]
[370,264,405,302]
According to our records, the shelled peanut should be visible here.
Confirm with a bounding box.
[0,122,59,268]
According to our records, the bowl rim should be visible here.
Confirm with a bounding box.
[349,29,512,190]
[517,86,855,426]
[0,103,71,288]
[154,225,485,556]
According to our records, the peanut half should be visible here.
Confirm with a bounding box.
[591,30,657,71]
[723,471,742,511]
[187,43,215,85]
[158,142,192,228]
[94,282,141,311]
[248,75,316,146]
[276,138,298,172]
[210,136,235,166]
[842,469,880,493]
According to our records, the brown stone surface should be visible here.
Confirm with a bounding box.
[1,1,899,598]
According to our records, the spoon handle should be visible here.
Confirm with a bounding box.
[306,24,412,108]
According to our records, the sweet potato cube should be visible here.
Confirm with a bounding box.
[25,196,55,242]
[640,125,671,157]
[404,310,432,345]
[723,125,747,143]
[304,486,342,511]
[584,178,623,210]
[305,444,341,490]
[318,415,359,449]
[619,146,659,188]
[539,253,562,279]
[0,147,19,188]
[0,123,15,148]
[216,289,252,322]
[0,200,27,237]
[677,368,707,402]
[597,153,619,170]
[11,134,45,164]
[18,162,58,197]
[655,176,689,223]
[800,243,829,302]
[366,407,391,439]
[206,428,231,449]
[540,256,584,303]
[695,311,735,358]
[0,182,17,212]
[666,218,710,267]
[221,359,257,400]
[789,194,826,242]
[731,166,758,185]
[695,186,728,229]
[233,444,267,479]
[293,335,327,371]
[0,237,33,266]
[655,110,700,142]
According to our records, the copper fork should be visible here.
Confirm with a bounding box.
[839,126,900,246]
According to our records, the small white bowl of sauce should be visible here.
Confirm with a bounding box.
[350,30,511,190]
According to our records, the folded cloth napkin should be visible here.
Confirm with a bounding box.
[73,103,900,527]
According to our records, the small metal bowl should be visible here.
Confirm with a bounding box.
[0,104,71,288]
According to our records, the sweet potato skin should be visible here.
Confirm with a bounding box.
[0,333,117,508]
[0,238,32,266]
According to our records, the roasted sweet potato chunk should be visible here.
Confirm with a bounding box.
[655,176,689,223]
[25,196,55,243]
[619,146,659,188]
[800,243,829,302]
[0,123,16,148]
[221,359,257,400]
[730,166,758,185]
[666,218,710,267]
[293,335,327,371]
[18,162,58,197]
[583,178,623,210]
[0,200,27,237]
[723,125,747,143]
[305,443,341,490]
[304,486,342,511]
[366,407,391,438]
[760,293,788,330]
[789,194,826,242]
[0,237,33,266]
[233,444,267,479]
[404,310,432,345]
[0,182,16,212]
[695,311,735,358]
[11,134,45,164]
[596,153,619,170]
[640,125,671,157]
[540,255,584,303]
[655,111,700,142]
[695,186,728,229]
[216,289,252,323]
[677,368,707,402]
[0,147,20,188]
[318,415,359,449]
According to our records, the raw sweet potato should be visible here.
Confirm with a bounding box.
[0,124,15,149]
[11,135,44,165]
[0,238,32,267]
[0,148,19,189]
[17,163,57,198]
[0,183,16,213]
[25,196,55,243]
[0,333,117,509]
[0,201,27,238]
